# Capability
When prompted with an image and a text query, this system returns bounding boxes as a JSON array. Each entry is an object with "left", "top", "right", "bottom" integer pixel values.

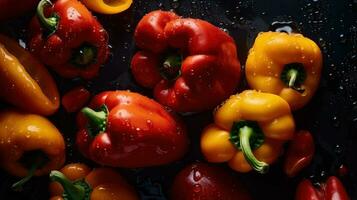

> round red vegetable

[
  {"left": 171, "top": 163, "right": 251, "bottom": 200},
  {"left": 62, "top": 86, "right": 90, "bottom": 113}
]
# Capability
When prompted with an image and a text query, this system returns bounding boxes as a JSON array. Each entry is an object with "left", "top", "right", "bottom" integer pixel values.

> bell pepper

[
  {"left": 49, "top": 163, "right": 139, "bottom": 200},
  {"left": 28, "top": 0, "right": 109, "bottom": 79},
  {"left": 131, "top": 10, "right": 241, "bottom": 113},
  {"left": 81, "top": 0, "right": 132, "bottom": 14},
  {"left": 245, "top": 31, "right": 322, "bottom": 110},
  {"left": 295, "top": 176, "right": 350, "bottom": 200},
  {"left": 76, "top": 90, "right": 189, "bottom": 167},
  {"left": 0, "top": 0, "right": 39, "bottom": 21},
  {"left": 62, "top": 86, "right": 90, "bottom": 113},
  {"left": 284, "top": 130, "right": 315, "bottom": 177},
  {"left": 171, "top": 163, "right": 251, "bottom": 200},
  {"left": 0, "top": 109, "right": 65, "bottom": 190},
  {"left": 0, "top": 34, "right": 60, "bottom": 116},
  {"left": 200, "top": 90, "right": 295, "bottom": 173}
]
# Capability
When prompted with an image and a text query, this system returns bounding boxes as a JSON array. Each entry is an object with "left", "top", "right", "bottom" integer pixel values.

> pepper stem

[
  {"left": 160, "top": 54, "right": 182, "bottom": 80},
  {"left": 12, "top": 150, "right": 49, "bottom": 191},
  {"left": 37, "top": 0, "right": 59, "bottom": 35},
  {"left": 81, "top": 105, "right": 108, "bottom": 137},
  {"left": 281, "top": 63, "right": 306, "bottom": 93},
  {"left": 11, "top": 162, "right": 39, "bottom": 191},
  {"left": 71, "top": 44, "right": 98, "bottom": 68},
  {"left": 239, "top": 126, "right": 269, "bottom": 174},
  {"left": 50, "top": 171, "right": 86, "bottom": 200}
]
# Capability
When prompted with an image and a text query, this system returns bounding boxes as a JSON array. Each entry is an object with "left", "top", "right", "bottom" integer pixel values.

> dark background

[{"left": 0, "top": 0, "right": 356, "bottom": 199}]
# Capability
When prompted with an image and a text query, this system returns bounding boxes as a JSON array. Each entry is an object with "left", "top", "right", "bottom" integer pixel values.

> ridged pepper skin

[
  {"left": 295, "top": 176, "right": 350, "bottom": 200},
  {"left": 0, "top": 109, "right": 65, "bottom": 189},
  {"left": 246, "top": 32, "right": 322, "bottom": 110},
  {"left": 29, "top": 0, "right": 109, "bottom": 79},
  {"left": 76, "top": 91, "right": 189, "bottom": 168},
  {"left": 0, "top": 0, "right": 39, "bottom": 21},
  {"left": 284, "top": 130, "right": 315, "bottom": 177},
  {"left": 0, "top": 34, "right": 60, "bottom": 116},
  {"left": 131, "top": 10, "right": 241, "bottom": 113},
  {"left": 171, "top": 163, "right": 251, "bottom": 200},
  {"left": 201, "top": 90, "right": 295, "bottom": 173},
  {"left": 81, "top": 0, "right": 132, "bottom": 14},
  {"left": 49, "top": 163, "right": 139, "bottom": 200}
]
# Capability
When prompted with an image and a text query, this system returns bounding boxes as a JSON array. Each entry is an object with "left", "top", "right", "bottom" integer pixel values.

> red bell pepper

[
  {"left": 284, "top": 130, "right": 315, "bottom": 177},
  {"left": 0, "top": 0, "right": 39, "bottom": 21},
  {"left": 171, "top": 163, "right": 251, "bottom": 200},
  {"left": 131, "top": 10, "right": 241, "bottom": 113},
  {"left": 295, "top": 176, "right": 350, "bottom": 200},
  {"left": 62, "top": 86, "right": 90, "bottom": 113},
  {"left": 28, "top": 0, "right": 109, "bottom": 79},
  {"left": 76, "top": 90, "right": 189, "bottom": 167}
]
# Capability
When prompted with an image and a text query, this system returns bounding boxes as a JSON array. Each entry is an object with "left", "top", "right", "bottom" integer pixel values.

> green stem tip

[
  {"left": 81, "top": 105, "right": 108, "bottom": 137},
  {"left": 281, "top": 63, "right": 306, "bottom": 93},
  {"left": 37, "top": 0, "right": 59, "bottom": 36},
  {"left": 230, "top": 121, "right": 269, "bottom": 174},
  {"left": 160, "top": 54, "right": 182, "bottom": 80},
  {"left": 50, "top": 171, "right": 91, "bottom": 200}
]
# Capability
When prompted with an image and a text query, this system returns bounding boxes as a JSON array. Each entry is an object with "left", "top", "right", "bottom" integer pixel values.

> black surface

[{"left": 0, "top": 0, "right": 357, "bottom": 199}]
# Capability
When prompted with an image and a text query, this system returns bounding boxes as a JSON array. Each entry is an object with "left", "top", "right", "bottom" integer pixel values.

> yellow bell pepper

[
  {"left": 201, "top": 90, "right": 295, "bottom": 173},
  {"left": 245, "top": 32, "right": 322, "bottom": 110},
  {"left": 81, "top": 0, "right": 132, "bottom": 14}
]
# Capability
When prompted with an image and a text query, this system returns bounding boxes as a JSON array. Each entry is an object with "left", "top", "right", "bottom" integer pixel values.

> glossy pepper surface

[
  {"left": 0, "top": 0, "right": 39, "bottom": 21},
  {"left": 76, "top": 91, "right": 189, "bottom": 168},
  {"left": 0, "top": 34, "right": 60, "bottom": 116},
  {"left": 81, "top": 0, "right": 132, "bottom": 14},
  {"left": 62, "top": 86, "right": 90, "bottom": 113},
  {"left": 201, "top": 90, "right": 295, "bottom": 173},
  {"left": 171, "top": 163, "right": 251, "bottom": 200},
  {"left": 49, "top": 163, "right": 139, "bottom": 200},
  {"left": 295, "top": 176, "right": 350, "bottom": 200},
  {"left": 0, "top": 109, "right": 65, "bottom": 189},
  {"left": 246, "top": 32, "right": 322, "bottom": 110},
  {"left": 284, "top": 130, "right": 315, "bottom": 177},
  {"left": 131, "top": 10, "right": 241, "bottom": 113},
  {"left": 29, "top": 0, "right": 109, "bottom": 79}
]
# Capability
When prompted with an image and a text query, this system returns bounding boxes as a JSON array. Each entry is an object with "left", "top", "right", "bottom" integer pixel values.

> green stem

[
  {"left": 160, "top": 54, "right": 182, "bottom": 80},
  {"left": 239, "top": 126, "right": 269, "bottom": 174},
  {"left": 81, "top": 105, "right": 108, "bottom": 137},
  {"left": 37, "top": 0, "right": 59, "bottom": 35},
  {"left": 287, "top": 69, "right": 298, "bottom": 88},
  {"left": 12, "top": 151, "right": 49, "bottom": 191},
  {"left": 71, "top": 44, "right": 98, "bottom": 68},
  {"left": 50, "top": 171, "right": 86, "bottom": 200},
  {"left": 11, "top": 163, "right": 38, "bottom": 191},
  {"left": 281, "top": 63, "right": 306, "bottom": 93}
]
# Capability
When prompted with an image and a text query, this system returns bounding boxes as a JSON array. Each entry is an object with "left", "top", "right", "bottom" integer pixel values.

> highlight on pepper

[
  {"left": 245, "top": 31, "right": 323, "bottom": 110},
  {"left": 81, "top": 0, "right": 133, "bottom": 14},
  {"left": 49, "top": 163, "right": 139, "bottom": 200},
  {"left": 0, "top": 109, "right": 65, "bottom": 190},
  {"left": 200, "top": 90, "right": 295, "bottom": 173}
]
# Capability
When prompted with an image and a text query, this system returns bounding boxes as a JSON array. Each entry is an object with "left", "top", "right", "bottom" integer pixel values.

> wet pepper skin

[
  {"left": 49, "top": 163, "right": 139, "bottom": 200},
  {"left": 76, "top": 91, "right": 189, "bottom": 168},
  {"left": 171, "top": 163, "right": 251, "bottom": 200},
  {"left": 0, "top": 34, "right": 60, "bottom": 116},
  {"left": 132, "top": 10, "right": 241, "bottom": 113},
  {"left": 201, "top": 90, "right": 295, "bottom": 173},
  {"left": 29, "top": 0, "right": 109, "bottom": 79},
  {"left": 296, "top": 176, "right": 350, "bottom": 200},
  {"left": 0, "top": 109, "right": 65, "bottom": 178},
  {"left": 246, "top": 32, "right": 322, "bottom": 110}
]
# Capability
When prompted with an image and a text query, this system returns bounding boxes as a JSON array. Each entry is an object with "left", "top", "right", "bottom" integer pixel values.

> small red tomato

[
  {"left": 62, "top": 86, "right": 90, "bottom": 113},
  {"left": 171, "top": 163, "right": 251, "bottom": 200}
]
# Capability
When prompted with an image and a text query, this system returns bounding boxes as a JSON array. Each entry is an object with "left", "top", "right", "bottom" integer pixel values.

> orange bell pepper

[
  {"left": 0, "top": 109, "right": 65, "bottom": 190},
  {"left": 81, "top": 0, "right": 132, "bottom": 14},
  {"left": 49, "top": 163, "right": 139, "bottom": 200},
  {"left": 0, "top": 34, "right": 60, "bottom": 116},
  {"left": 201, "top": 90, "right": 295, "bottom": 173},
  {"left": 245, "top": 32, "right": 322, "bottom": 110}
]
